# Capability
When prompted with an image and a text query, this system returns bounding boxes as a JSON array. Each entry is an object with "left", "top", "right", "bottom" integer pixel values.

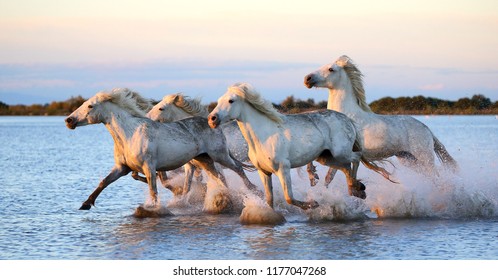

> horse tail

[
  {"left": 240, "top": 161, "right": 257, "bottom": 172},
  {"left": 361, "top": 157, "right": 398, "bottom": 184},
  {"left": 228, "top": 150, "right": 257, "bottom": 172},
  {"left": 433, "top": 135, "right": 459, "bottom": 172}
]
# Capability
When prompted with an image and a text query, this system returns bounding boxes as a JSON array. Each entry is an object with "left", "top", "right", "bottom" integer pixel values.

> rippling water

[{"left": 0, "top": 116, "right": 497, "bottom": 259}]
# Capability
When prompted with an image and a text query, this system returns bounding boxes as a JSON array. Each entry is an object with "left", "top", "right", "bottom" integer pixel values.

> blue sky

[{"left": 1, "top": 0, "right": 497, "bottom": 105}]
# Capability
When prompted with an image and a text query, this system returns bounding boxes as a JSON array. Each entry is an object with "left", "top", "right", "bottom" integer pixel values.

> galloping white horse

[
  {"left": 304, "top": 55, "right": 458, "bottom": 181},
  {"left": 146, "top": 93, "right": 260, "bottom": 194},
  {"left": 208, "top": 83, "right": 390, "bottom": 210},
  {"left": 146, "top": 93, "right": 249, "bottom": 163},
  {"left": 65, "top": 88, "right": 233, "bottom": 212}
]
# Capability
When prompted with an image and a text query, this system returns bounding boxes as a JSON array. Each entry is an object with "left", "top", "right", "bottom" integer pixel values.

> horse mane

[
  {"left": 96, "top": 88, "right": 153, "bottom": 117},
  {"left": 163, "top": 93, "right": 209, "bottom": 117},
  {"left": 337, "top": 55, "right": 373, "bottom": 113},
  {"left": 229, "top": 83, "right": 283, "bottom": 124}
]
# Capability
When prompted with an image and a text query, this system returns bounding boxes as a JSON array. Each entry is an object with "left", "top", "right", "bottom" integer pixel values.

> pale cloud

[
  {"left": 0, "top": 79, "right": 77, "bottom": 90},
  {"left": 418, "top": 83, "right": 445, "bottom": 91}
]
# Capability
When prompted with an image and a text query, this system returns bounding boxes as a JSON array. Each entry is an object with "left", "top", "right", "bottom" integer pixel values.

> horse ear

[
  {"left": 336, "top": 55, "right": 350, "bottom": 67},
  {"left": 172, "top": 94, "right": 179, "bottom": 103},
  {"left": 174, "top": 94, "right": 184, "bottom": 104},
  {"left": 240, "top": 83, "right": 253, "bottom": 93}
]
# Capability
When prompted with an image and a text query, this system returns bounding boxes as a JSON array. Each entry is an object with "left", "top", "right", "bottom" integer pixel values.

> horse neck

[
  {"left": 236, "top": 104, "right": 281, "bottom": 151},
  {"left": 170, "top": 107, "right": 195, "bottom": 121},
  {"left": 103, "top": 104, "right": 143, "bottom": 146},
  {"left": 327, "top": 87, "right": 369, "bottom": 118}
]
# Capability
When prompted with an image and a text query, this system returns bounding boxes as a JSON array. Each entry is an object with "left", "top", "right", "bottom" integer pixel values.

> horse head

[
  {"left": 208, "top": 87, "right": 243, "bottom": 129},
  {"left": 209, "top": 83, "right": 283, "bottom": 128},
  {"left": 65, "top": 88, "right": 149, "bottom": 129},
  {"left": 148, "top": 94, "right": 184, "bottom": 122},
  {"left": 147, "top": 93, "right": 206, "bottom": 122},
  {"left": 65, "top": 93, "right": 109, "bottom": 129},
  {"left": 304, "top": 55, "right": 352, "bottom": 90}
]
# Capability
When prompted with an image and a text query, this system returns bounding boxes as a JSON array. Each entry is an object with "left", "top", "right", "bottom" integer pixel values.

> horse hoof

[
  {"left": 299, "top": 200, "right": 319, "bottom": 210},
  {"left": 352, "top": 190, "right": 367, "bottom": 200},
  {"left": 310, "top": 178, "right": 318, "bottom": 187},
  {"left": 79, "top": 204, "right": 91, "bottom": 210},
  {"left": 309, "top": 200, "right": 320, "bottom": 209},
  {"left": 348, "top": 181, "right": 367, "bottom": 199}
]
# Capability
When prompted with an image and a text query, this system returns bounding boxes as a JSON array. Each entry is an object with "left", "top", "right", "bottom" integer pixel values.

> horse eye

[
  {"left": 158, "top": 108, "right": 164, "bottom": 111},
  {"left": 88, "top": 105, "right": 93, "bottom": 109},
  {"left": 228, "top": 99, "right": 234, "bottom": 104},
  {"left": 328, "top": 67, "right": 334, "bottom": 72}
]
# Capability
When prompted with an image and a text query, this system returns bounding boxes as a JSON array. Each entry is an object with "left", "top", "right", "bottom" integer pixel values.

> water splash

[{"left": 157, "top": 154, "right": 497, "bottom": 222}]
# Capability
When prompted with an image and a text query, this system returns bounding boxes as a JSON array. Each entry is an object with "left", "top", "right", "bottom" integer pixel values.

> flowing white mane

[
  {"left": 229, "top": 83, "right": 283, "bottom": 124},
  {"left": 336, "top": 55, "right": 372, "bottom": 113},
  {"left": 95, "top": 88, "right": 153, "bottom": 117},
  {"left": 163, "top": 93, "right": 209, "bottom": 117}
]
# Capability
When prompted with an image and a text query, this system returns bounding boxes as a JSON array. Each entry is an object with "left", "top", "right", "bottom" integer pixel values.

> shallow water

[{"left": 0, "top": 115, "right": 497, "bottom": 259}]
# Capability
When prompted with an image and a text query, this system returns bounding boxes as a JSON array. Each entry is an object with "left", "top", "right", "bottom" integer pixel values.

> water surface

[{"left": 0, "top": 116, "right": 497, "bottom": 259}]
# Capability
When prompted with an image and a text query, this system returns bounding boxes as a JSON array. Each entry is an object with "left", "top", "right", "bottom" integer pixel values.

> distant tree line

[
  {"left": 0, "top": 96, "right": 86, "bottom": 116},
  {"left": 369, "top": 94, "right": 498, "bottom": 115},
  {"left": 1, "top": 94, "right": 498, "bottom": 116}
]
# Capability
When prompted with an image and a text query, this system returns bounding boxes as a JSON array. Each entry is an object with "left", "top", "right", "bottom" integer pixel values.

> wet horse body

[
  {"left": 305, "top": 55, "right": 458, "bottom": 179},
  {"left": 65, "top": 89, "right": 231, "bottom": 211},
  {"left": 208, "top": 83, "right": 390, "bottom": 210}
]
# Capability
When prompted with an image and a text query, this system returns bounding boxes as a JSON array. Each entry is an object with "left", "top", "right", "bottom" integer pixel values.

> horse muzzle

[
  {"left": 208, "top": 114, "right": 220, "bottom": 129},
  {"left": 304, "top": 74, "right": 315, "bottom": 88},
  {"left": 65, "top": 116, "right": 77, "bottom": 129}
]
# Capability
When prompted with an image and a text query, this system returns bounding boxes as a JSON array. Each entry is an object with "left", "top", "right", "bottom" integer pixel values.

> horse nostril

[
  {"left": 306, "top": 75, "right": 312, "bottom": 82},
  {"left": 65, "top": 117, "right": 73, "bottom": 124},
  {"left": 210, "top": 115, "right": 217, "bottom": 122}
]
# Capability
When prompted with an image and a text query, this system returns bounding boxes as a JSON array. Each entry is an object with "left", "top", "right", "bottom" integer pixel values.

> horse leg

[
  {"left": 339, "top": 166, "right": 366, "bottom": 199},
  {"left": 210, "top": 152, "right": 260, "bottom": 195},
  {"left": 157, "top": 170, "right": 183, "bottom": 196},
  {"left": 131, "top": 171, "right": 148, "bottom": 183},
  {"left": 143, "top": 164, "right": 159, "bottom": 207},
  {"left": 324, "top": 168, "right": 338, "bottom": 187},
  {"left": 306, "top": 162, "right": 320, "bottom": 186},
  {"left": 275, "top": 165, "right": 319, "bottom": 210},
  {"left": 193, "top": 156, "right": 232, "bottom": 214},
  {"left": 193, "top": 165, "right": 203, "bottom": 181},
  {"left": 182, "top": 163, "right": 195, "bottom": 195},
  {"left": 257, "top": 170, "right": 274, "bottom": 208},
  {"left": 192, "top": 156, "right": 228, "bottom": 188},
  {"left": 326, "top": 147, "right": 366, "bottom": 198},
  {"left": 80, "top": 165, "right": 130, "bottom": 210}
]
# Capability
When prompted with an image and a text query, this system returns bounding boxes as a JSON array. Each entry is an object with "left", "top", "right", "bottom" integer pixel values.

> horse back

[
  {"left": 281, "top": 110, "right": 357, "bottom": 164},
  {"left": 286, "top": 110, "right": 356, "bottom": 139},
  {"left": 175, "top": 116, "right": 228, "bottom": 153}
]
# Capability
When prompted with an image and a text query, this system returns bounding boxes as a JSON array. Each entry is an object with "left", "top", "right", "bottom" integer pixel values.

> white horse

[
  {"left": 65, "top": 88, "right": 233, "bottom": 213},
  {"left": 146, "top": 93, "right": 250, "bottom": 163},
  {"left": 146, "top": 93, "right": 260, "bottom": 194},
  {"left": 304, "top": 55, "right": 458, "bottom": 182},
  {"left": 208, "top": 83, "right": 390, "bottom": 210}
]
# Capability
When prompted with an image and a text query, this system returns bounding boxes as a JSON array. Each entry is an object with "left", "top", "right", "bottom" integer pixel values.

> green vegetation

[
  {"left": 0, "top": 96, "right": 86, "bottom": 116},
  {"left": 1, "top": 94, "right": 498, "bottom": 116},
  {"left": 271, "top": 94, "right": 498, "bottom": 115},
  {"left": 369, "top": 94, "right": 498, "bottom": 115}
]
